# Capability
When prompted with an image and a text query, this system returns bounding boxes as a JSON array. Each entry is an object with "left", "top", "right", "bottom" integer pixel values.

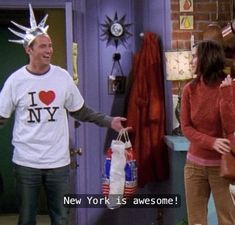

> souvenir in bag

[{"left": 102, "top": 130, "right": 137, "bottom": 209}]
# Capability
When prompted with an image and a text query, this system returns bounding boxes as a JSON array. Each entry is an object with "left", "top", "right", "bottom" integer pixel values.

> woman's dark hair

[{"left": 194, "top": 40, "right": 225, "bottom": 85}]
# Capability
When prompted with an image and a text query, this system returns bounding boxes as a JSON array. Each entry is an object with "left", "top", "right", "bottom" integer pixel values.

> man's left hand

[{"left": 111, "top": 117, "right": 132, "bottom": 132}]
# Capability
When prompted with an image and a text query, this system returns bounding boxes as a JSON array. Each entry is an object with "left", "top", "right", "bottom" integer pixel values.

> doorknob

[
  {"left": 70, "top": 147, "right": 82, "bottom": 156},
  {"left": 70, "top": 161, "right": 79, "bottom": 169},
  {"left": 70, "top": 148, "right": 82, "bottom": 169}
]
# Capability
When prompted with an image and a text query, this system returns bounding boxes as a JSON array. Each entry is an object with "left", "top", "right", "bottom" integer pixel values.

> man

[{"left": 0, "top": 4, "right": 127, "bottom": 225}]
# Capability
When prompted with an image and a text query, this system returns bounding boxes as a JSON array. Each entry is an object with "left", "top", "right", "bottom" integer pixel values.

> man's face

[{"left": 27, "top": 34, "right": 53, "bottom": 67}]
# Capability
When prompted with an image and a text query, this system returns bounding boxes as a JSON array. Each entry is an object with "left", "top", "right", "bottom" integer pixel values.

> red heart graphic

[{"left": 39, "top": 90, "right": 55, "bottom": 105}]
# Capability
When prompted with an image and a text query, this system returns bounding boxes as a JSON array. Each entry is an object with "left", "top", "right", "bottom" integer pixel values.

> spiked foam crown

[{"left": 8, "top": 4, "right": 49, "bottom": 47}]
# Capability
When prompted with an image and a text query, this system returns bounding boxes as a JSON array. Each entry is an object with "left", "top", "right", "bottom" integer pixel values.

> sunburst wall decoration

[{"left": 100, "top": 12, "right": 132, "bottom": 48}]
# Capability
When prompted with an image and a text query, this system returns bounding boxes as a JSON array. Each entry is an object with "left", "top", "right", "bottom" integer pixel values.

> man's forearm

[{"left": 69, "top": 104, "right": 113, "bottom": 128}]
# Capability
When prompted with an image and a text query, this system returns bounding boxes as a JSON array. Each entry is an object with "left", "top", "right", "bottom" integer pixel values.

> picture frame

[
  {"left": 108, "top": 75, "right": 126, "bottom": 95},
  {"left": 179, "top": 0, "right": 193, "bottom": 12},
  {"left": 179, "top": 15, "right": 194, "bottom": 30}
]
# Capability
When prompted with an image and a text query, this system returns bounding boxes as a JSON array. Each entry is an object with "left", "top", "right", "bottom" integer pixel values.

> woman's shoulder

[{"left": 182, "top": 79, "right": 196, "bottom": 92}]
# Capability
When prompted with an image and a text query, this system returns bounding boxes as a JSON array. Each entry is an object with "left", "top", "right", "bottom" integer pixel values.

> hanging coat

[{"left": 126, "top": 32, "right": 169, "bottom": 187}]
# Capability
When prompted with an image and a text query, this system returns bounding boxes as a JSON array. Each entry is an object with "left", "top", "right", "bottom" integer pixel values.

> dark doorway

[
  {"left": 0, "top": 10, "right": 28, "bottom": 213},
  {"left": 0, "top": 7, "right": 66, "bottom": 214}
]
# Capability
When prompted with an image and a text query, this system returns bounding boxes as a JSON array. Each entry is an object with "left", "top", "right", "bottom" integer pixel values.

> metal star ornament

[{"left": 100, "top": 12, "right": 132, "bottom": 48}]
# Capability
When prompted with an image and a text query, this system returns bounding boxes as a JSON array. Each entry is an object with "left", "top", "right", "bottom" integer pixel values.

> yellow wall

[{"left": 45, "top": 9, "right": 66, "bottom": 69}]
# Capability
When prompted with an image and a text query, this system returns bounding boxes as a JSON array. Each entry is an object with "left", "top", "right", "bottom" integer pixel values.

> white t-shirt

[{"left": 0, "top": 65, "right": 84, "bottom": 168}]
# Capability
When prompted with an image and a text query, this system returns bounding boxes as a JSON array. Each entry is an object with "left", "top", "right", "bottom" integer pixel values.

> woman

[{"left": 180, "top": 40, "right": 235, "bottom": 225}]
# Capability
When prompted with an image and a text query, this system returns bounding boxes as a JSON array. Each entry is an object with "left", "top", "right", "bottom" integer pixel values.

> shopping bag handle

[{"left": 116, "top": 129, "right": 124, "bottom": 141}]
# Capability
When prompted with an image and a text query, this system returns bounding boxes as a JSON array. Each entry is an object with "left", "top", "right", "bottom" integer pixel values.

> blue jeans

[{"left": 14, "top": 164, "right": 70, "bottom": 225}]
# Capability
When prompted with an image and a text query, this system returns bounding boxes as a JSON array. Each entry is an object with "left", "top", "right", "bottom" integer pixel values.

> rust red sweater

[{"left": 180, "top": 79, "right": 235, "bottom": 166}]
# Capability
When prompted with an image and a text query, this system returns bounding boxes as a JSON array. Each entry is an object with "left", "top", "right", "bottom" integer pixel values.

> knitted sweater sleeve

[{"left": 180, "top": 84, "right": 215, "bottom": 150}]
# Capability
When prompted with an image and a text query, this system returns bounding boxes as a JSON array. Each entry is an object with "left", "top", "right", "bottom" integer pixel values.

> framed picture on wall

[
  {"left": 180, "top": 15, "right": 194, "bottom": 30},
  {"left": 179, "top": 0, "right": 193, "bottom": 12},
  {"left": 108, "top": 75, "right": 126, "bottom": 95}
]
